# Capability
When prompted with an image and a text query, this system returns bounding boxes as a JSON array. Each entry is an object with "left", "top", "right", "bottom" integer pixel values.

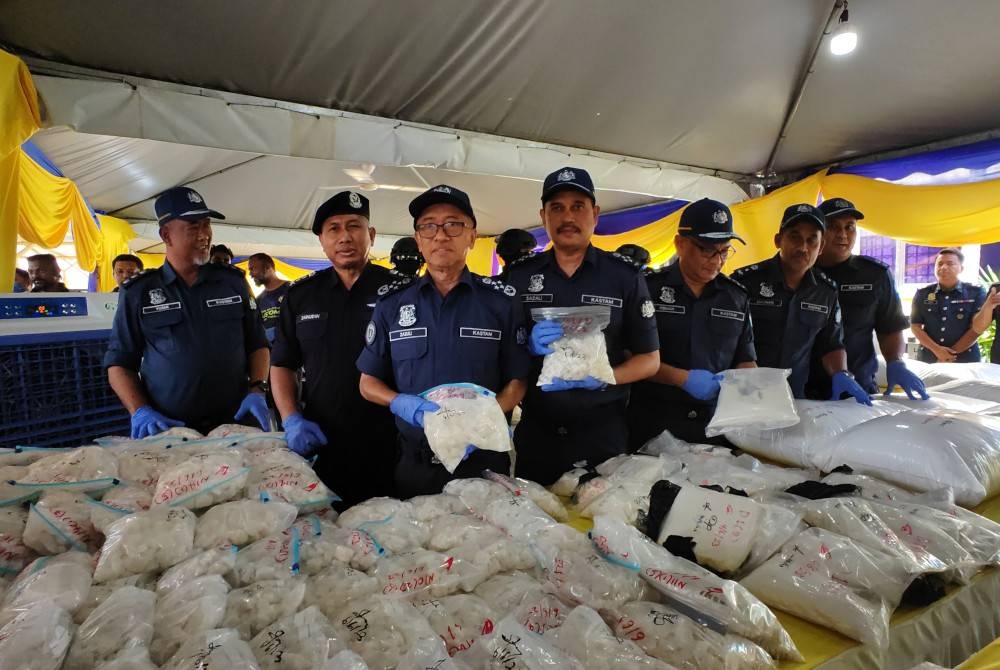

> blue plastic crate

[{"left": 0, "top": 336, "right": 130, "bottom": 448}]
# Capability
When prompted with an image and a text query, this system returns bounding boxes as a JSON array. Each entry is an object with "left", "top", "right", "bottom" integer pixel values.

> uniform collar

[
  {"left": 417, "top": 266, "right": 474, "bottom": 292},
  {"left": 663, "top": 261, "right": 722, "bottom": 296},
  {"left": 541, "top": 244, "right": 599, "bottom": 268},
  {"left": 935, "top": 281, "right": 963, "bottom": 294},
  {"left": 161, "top": 261, "right": 222, "bottom": 287},
  {"left": 328, "top": 261, "right": 376, "bottom": 288}
]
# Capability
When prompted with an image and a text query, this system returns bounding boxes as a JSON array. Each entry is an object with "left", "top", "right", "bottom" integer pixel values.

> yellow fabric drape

[
  {"left": 95, "top": 214, "right": 136, "bottom": 291},
  {"left": 0, "top": 51, "right": 41, "bottom": 291},
  {"left": 819, "top": 172, "right": 1000, "bottom": 245}
]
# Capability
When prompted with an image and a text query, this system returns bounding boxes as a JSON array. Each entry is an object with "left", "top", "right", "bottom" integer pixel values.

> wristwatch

[{"left": 249, "top": 379, "right": 269, "bottom": 393}]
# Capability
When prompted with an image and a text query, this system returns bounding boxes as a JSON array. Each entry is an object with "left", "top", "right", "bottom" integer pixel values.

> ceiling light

[{"left": 830, "top": 2, "right": 858, "bottom": 55}]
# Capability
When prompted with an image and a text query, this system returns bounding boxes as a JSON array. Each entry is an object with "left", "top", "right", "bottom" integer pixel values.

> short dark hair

[
  {"left": 15, "top": 268, "right": 28, "bottom": 279},
  {"left": 27, "top": 253, "right": 58, "bottom": 266},
  {"left": 938, "top": 247, "right": 964, "bottom": 264},
  {"left": 112, "top": 254, "right": 143, "bottom": 271},
  {"left": 210, "top": 244, "right": 234, "bottom": 258},
  {"left": 247, "top": 253, "right": 275, "bottom": 268}
]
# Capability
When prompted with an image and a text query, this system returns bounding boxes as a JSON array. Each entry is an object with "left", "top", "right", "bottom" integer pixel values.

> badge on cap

[
  {"left": 349, "top": 192, "right": 362, "bottom": 209},
  {"left": 640, "top": 299, "right": 655, "bottom": 319},
  {"left": 796, "top": 204, "right": 811, "bottom": 213},
  {"left": 149, "top": 288, "right": 166, "bottom": 305},
  {"left": 660, "top": 286, "right": 676, "bottom": 304},
  {"left": 398, "top": 304, "right": 417, "bottom": 327},
  {"left": 432, "top": 185, "right": 452, "bottom": 194},
  {"left": 712, "top": 210, "right": 729, "bottom": 224},
  {"left": 528, "top": 274, "right": 545, "bottom": 293},
  {"left": 835, "top": 199, "right": 849, "bottom": 208},
  {"left": 365, "top": 321, "right": 376, "bottom": 345},
  {"left": 760, "top": 283, "right": 775, "bottom": 298},
  {"left": 187, "top": 191, "right": 203, "bottom": 203},
  {"left": 557, "top": 169, "right": 576, "bottom": 182}
]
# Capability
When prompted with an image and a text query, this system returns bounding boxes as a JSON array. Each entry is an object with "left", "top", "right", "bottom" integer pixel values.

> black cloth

[
  {"left": 731, "top": 254, "right": 844, "bottom": 399},
  {"left": 271, "top": 263, "right": 398, "bottom": 505},
  {"left": 808, "top": 255, "right": 909, "bottom": 396},
  {"left": 104, "top": 262, "right": 268, "bottom": 433},
  {"left": 911, "top": 282, "right": 986, "bottom": 363},
  {"left": 394, "top": 443, "right": 511, "bottom": 499},
  {"left": 628, "top": 262, "right": 755, "bottom": 450}
]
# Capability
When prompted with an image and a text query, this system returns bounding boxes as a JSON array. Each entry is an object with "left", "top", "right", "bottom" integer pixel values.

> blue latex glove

[
  {"left": 540, "top": 376, "right": 608, "bottom": 392},
  {"left": 529, "top": 320, "right": 564, "bottom": 356},
  {"left": 130, "top": 406, "right": 185, "bottom": 439},
  {"left": 389, "top": 394, "right": 441, "bottom": 428},
  {"left": 462, "top": 445, "right": 476, "bottom": 462},
  {"left": 235, "top": 391, "right": 271, "bottom": 430},
  {"left": 682, "top": 369, "right": 724, "bottom": 401},
  {"left": 831, "top": 371, "right": 873, "bottom": 406},
  {"left": 884, "top": 360, "right": 930, "bottom": 400},
  {"left": 282, "top": 412, "right": 328, "bottom": 456}
]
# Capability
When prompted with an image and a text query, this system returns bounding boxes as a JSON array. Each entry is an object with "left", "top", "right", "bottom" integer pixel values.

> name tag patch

[
  {"left": 460, "top": 327, "right": 501, "bottom": 340},
  {"left": 297, "top": 313, "right": 323, "bottom": 322},
  {"left": 841, "top": 284, "right": 872, "bottom": 292},
  {"left": 655, "top": 305, "right": 687, "bottom": 314},
  {"left": 522, "top": 294, "right": 553, "bottom": 303},
  {"left": 800, "top": 301, "right": 830, "bottom": 314},
  {"left": 581, "top": 294, "right": 623, "bottom": 308},
  {"left": 142, "top": 302, "right": 181, "bottom": 315},
  {"left": 711, "top": 308, "right": 745, "bottom": 321},
  {"left": 206, "top": 295, "right": 242, "bottom": 308},
  {"left": 389, "top": 327, "right": 428, "bottom": 342},
  {"left": 750, "top": 299, "right": 783, "bottom": 308}
]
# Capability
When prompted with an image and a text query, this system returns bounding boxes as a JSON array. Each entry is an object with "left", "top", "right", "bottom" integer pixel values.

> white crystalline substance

[
  {"left": 23, "top": 491, "right": 100, "bottom": 554},
  {"left": 395, "top": 636, "right": 465, "bottom": 670},
  {"left": 538, "top": 546, "right": 651, "bottom": 611},
  {"left": 0, "top": 506, "right": 27, "bottom": 538},
  {"left": 442, "top": 479, "right": 512, "bottom": 516},
  {"left": 422, "top": 388, "right": 512, "bottom": 473},
  {"left": 405, "top": 494, "right": 468, "bottom": 523},
  {"left": 333, "top": 598, "right": 438, "bottom": 670},
  {"left": 0, "top": 532, "right": 34, "bottom": 578},
  {"left": 93, "top": 507, "right": 196, "bottom": 583},
  {"left": 473, "top": 572, "right": 543, "bottom": 614},
  {"left": 485, "top": 472, "right": 569, "bottom": 521},
  {"left": 231, "top": 531, "right": 301, "bottom": 586},
  {"left": 208, "top": 424, "right": 263, "bottom": 438},
  {"left": 428, "top": 514, "right": 504, "bottom": 552},
  {"left": 153, "top": 427, "right": 204, "bottom": 440},
  {"left": 100, "top": 485, "right": 153, "bottom": 512},
  {"left": 304, "top": 564, "right": 380, "bottom": 620},
  {"left": 246, "top": 462, "right": 338, "bottom": 512},
  {"left": 462, "top": 614, "right": 586, "bottom": 669},
  {"left": 63, "top": 586, "right": 156, "bottom": 670},
  {"left": 115, "top": 445, "right": 174, "bottom": 491},
  {"left": 149, "top": 575, "right": 230, "bottom": 664},
  {"left": 222, "top": 578, "right": 306, "bottom": 639},
  {"left": 157, "top": 546, "right": 237, "bottom": 595},
  {"left": 705, "top": 368, "right": 799, "bottom": 437},
  {"left": 0, "top": 552, "right": 93, "bottom": 623},
  {"left": 509, "top": 586, "right": 570, "bottom": 635},
  {"left": 451, "top": 535, "right": 538, "bottom": 580},
  {"left": 250, "top": 605, "right": 346, "bottom": 670},
  {"left": 551, "top": 467, "right": 592, "bottom": 497},
  {"left": 160, "top": 628, "right": 261, "bottom": 670},
  {"left": 151, "top": 450, "right": 248, "bottom": 509},
  {"left": 372, "top": 550, "right": 472, "bottom": 599},
  {"left": 612, "top": 601, "right": 775, "bottom": 670},
  {"left": 20, "top": 446, "right": 119, "bottom": 488},
  {"left": 93, "top": 648, "right": 159, "bottom": 670},
  {"left": 548, "top": 605, "right": 674, "bottom": 669},
  {"left": 0, "top": 602, "right": 74, "bottom": 670},
  {"left": 73, "top": 573, "right": 156, "bottom": 624},
  {"left": 325, "top": 649, "right": 370, "bottom": 670},
  {"left": 194, "top": 500, "right": 297, "bottom": 549},
  {"left": 537, "top": 330, "right": 615, "bottom": 386},
  {"left": 411, "top": 594, "right": 499, "bottom": 657},
  {"left": 89, "top": 497, "right": 144, "bottom": 535},
  {"left": 338, "top": 498, "right": 407, "bottom": 529}
]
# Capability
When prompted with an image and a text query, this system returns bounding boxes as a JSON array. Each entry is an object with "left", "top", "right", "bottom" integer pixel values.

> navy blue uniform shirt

[
  {"left": 911, "top": 281, "right": 986, "bottom": 363},
  {"left": 104, "top": 261, "right": 268, "bottom": 431},
  {"left": 731, "top": 254, "right": 844, "bottom": 399},
  {"left": 356, "top": 268, "right": 532, "bottom": 449},
  {"left": 628, "top": 262, "right": 755, "bottom": 446},
  {"left": 808, "top": 255, "right": 909, "bottom": 395}
]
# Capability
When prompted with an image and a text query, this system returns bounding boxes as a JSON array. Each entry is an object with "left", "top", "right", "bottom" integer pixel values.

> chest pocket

[
  {"left": 458, "top": 326, "right": 502, "bottom": 376},
  {"left": 390, "top": 331, "right": 428, "bottom": 393},
  {"left": 208, "top": 302, "right": 244, "bottom": 345},
  {"left": 295, "top": 313, "right": 328, "bottom": 340},
  {"left": 142, "top": 308, "right": 183, "bottom": 354},
  {"left": 797, "top": 302, "right": 829, "bottom": 334}
]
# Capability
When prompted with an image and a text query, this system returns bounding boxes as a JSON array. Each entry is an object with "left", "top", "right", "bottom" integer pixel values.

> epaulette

[
  {"left": 286, "top": 269, "right": 323, "bottom": 290},
  {"left": 119, "top": 268, "right": 159, "bottom": 290},
  {"left": 507, "top": 251, "right": 540, "bottom": 269},
  {"left": 376, "top": 275, "right": 415, "bottom": 298},
  {"left": 719, "top": 272, "right": 750, "bottom": 295},
  {"left": 477, "top": 274, "right": 518, "bottom": 297},
  {"left": 609, "top": 251, "right": 644, "bottom": 271},
  {"left": 854, "top": 254, "right": 891, "bottom": 271},
  {"left": 214, "top": 262, "right": 246, "bottom": 276},
  {"left": 729, "top": 263, "right": 757, "bottom": 279},
  {"left": 813, "top": 267, "right": 838, "bottom": 289}
]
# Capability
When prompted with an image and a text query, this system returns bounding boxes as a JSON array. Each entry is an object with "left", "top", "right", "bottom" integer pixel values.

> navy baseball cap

[
  {"left": 780, "top": 203, "right": 826, "bottom": 232},
  {"left": 541, "top": 166, "right": 596, "bottom": 203},
  {"left": 408, "top": 185, "right": 477, "bottom": 225},
  {"left": 312, "top": 191, "right": 370, "bottom": 234},
  {"left": 677, "top": 198, "right": 745, "bottom": 244},
  {"left": 819, "top": 197, "right": 865, "bottom": 221},
  {"left": 154, "top": 187, "right": 224, "bottom": 225}
]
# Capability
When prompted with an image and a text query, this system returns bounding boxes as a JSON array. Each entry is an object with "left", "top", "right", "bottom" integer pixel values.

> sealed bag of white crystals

[
  {"left": 420, "top": 384, "right": 512, "bottom": 473},
  {"left": 705, "top": 367, "right": 799, "bottom": 437},
  {"left": 194, "top": 499, "right": 297, "bottom": 549},
  {"left": 250, "top": 605, "right": 346, "bottom": 669},
  {"left": 63, "top": 586, "right": 156, "bottom": 670},
  {"left": 151, "top": 449, "right": 248, "bottom": 509},
  {"left": 532, "top": 306, "right": 615, "bottom": 386},
  {"left": 93, "top": 507, "right": 196, "bottom": 583}
]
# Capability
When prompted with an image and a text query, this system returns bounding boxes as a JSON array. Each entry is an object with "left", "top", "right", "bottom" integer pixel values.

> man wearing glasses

[
  {"left": 626, "top": 199, "right": 757, "bottom": 448},
  {"left": 358, "top": 185, "right": 531, "bottom": 497},
  {"left": 270, "top": 191, "right": 399, "bottom": 507},
  {"left": 732, "top": 204, "right": 871, "bottom": 404},
  {"left": 505, "top": 167, "right": 660, "bottom": 485}
]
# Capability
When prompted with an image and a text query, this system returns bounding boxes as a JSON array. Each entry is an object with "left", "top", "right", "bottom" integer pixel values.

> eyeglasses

[
  {"left": 414, "top": 221, "right": 472, "bottom": 239},
  {"left": 690, "top": 240, "right": 736, "bottom": 261}
]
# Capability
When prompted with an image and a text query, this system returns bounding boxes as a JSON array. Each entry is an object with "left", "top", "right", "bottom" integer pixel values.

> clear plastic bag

[
  {"left": 157, "top": 545, "right": 237, "bottom": 595},
  {"left": 195, "top": 499, "right": 297, "bottom": 549},
  {"left": 63, "top": 586, "right": 156, "bottom": 670},
  {"left": 93, "top": 648, "right": 159, "bottom": 670},
  {"left": 0, "top": 552, "right": 93, "bottom": 624},
  {"left": 612, "top": 601, "right": 775, "bottom": 670},
  {"left": 396, "top": 635, "right": 467, "bottom": 669},
  {"left": 150, "top": 575, "right": 230, "bottom": 664},
  {"left": 548, "top": 605, "right": 674, "bottom": 669},
  {"left": 483, "top": 470, "right": 568, "bottom": 521},
  {"left": 405, "top": 494, "right": 469, "bottom": 523},
  {"left": 0, "top": 466, "right": 33, "bottom": 507},
  {"left": 160, "top": 628, "right": 261, "bottom": 670},
  {"left": 531, "top": 306, "right": 616, "bottom": 386},
  {"left": 93, "top": 507, "right": 196, "bottom": 583},
  {"left": 591, "top": 515, "right": 800, "bottom": 662},
  {"left": 304, "top": 563, "right": 380, "bottom": 620},
  {"left": 510, "top": 586, "right": 570, "bottom": 635},
  {"left": 740, "top": 527, "right": 910, "bottom": 649},
  {"left": 208, "top": 424, "right": 263, "bottom": 438},
  {"left": 0, "top": 532, "right": 35, "bottom": 578},
  {"left": 332, "top": 597, "right": 439, "bottom": 670},
  {"left": 373, "top": 550, "right": 476, "bottom": 599},
  {"left": 450, "top": 534, "right": 537, "bottom": 581},
  {"left": 705, "top": 368, "right": 799, "bottom": 437},
  {"left": 351, "top": 514, "right": 430, "bottom": 556},
  {"left": 0, "top": 601, "right": 75, "bottom": 670},
  {"left": 151, "top": 450, "right": 249, "bottom": 509},
  {"left": 89, "top": 497, "right": 142, "bottom": 535},
  {"left": 460, "top": 614, "right": 586, "bottom": 669},
  {"left": 231, "top": 529, "right": 303, "bottom": 585},
  {"left": 442, "top": 479, "right": 513, "bottom": 518},
  {"left": 535, "top": 542, "right": 652, "bottom": 611},
  {"left": 428, "top": 514, "right": 505, "bottom": 552},
  {"left": 325, "top": 649, "right": 370, "bottom": 670},
  {"left": 222, "top": 578, "right": 306, "bottom": 639},
  {"left": 250, "top": 605, "right": 346, "bottom": 669},
  {"left": 17, "top": 446, "right": 120, "bottom": 492},
  {"left": 23, "top": 491, "right": 100, "bottom": 554},
  {"left": 338, "top": 497, "right": 408, "bottom": 529},
  {"left": 421, "top": 384, "right": 513, "bottom": 473},
  {"left": 473, "top": 572, "right": 544, "bottom": 615},
  {"left": 73, "top": 573, "right": 156, "bottom": 624},
  {"left": 245, "top": 462, "right": 339, "bottom": 512},
  {"left": 412, "top": 593, "right": 499, "bottom": 657},
  {"left": 0, "top": 446, "right": 74, "bottom": 468},
  {"left": 0, "top": 507, "right": 26, "bottom": 541},
  {"left": 115, "top": 443, "right": 175, "bottom": 491}
]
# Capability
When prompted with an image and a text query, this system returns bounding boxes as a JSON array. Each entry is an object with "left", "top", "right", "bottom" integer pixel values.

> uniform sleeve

[
  {"left": 910, "top": 289, "right": 926, "bottom": 325},
  {"left": 270, "top": 289, "right": 301, "bottom": 370},
  {"left": 355, "top": 299, "right": 393, "bottom": 381},
  {"left": 731, "top": 297, "right": 757, "bottom": 365},
  {"left": 873, "top": 269, "right": 910, "bottom": 334},
  {"left": 814, "top": 295, "right": 846, "bottom": 356},
  {"left": 499, "top": 297, "right": 532, "bottom": 384},
  {"left": 623, "top": 272, "right": 660, "bottom": 354},
  {"left": 103, "top": 288, "right": 143, "bottom": 371},
  {"left": 241, "top": 282, "right": 269, "bottom": 354}
]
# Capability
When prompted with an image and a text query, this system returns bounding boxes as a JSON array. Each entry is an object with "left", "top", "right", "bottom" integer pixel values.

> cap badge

[
  {"left": 835, "top": 199, "right": 849, "bottom": 208},
  {"left": 640, "top": 299, "right": 655, "bottom": 319},
  {"left": 398, "top": 304, "right": 417, "bottom": 327},
  {"left": 712, "top": 210, "right": 729, "bottom": 225},
  {"left": 760, "top": 282, "right": 775, "bottom": 298},
  {"left": 349, "top": 192, "right": 362, "bottom": 209},
  {"left": 149, "top": 288, "right": 166, "bottom": 305},
  {"left": 796, "top": 204, "right": 811, "bottom": 213},
  {"left": 432, "top": 186, "right": 452, "bottom": 194},
  {"left": 660, "top": 286, "right": 676, "bottom": 304},
  {"left": 528, "top": 274, "right": 545, "bottom": 293},
  {"left": 186, "top": 191, "right": 203, "bottom": 204},
  {"left": 557, "top": 169, "right": 576, "bottom": 182}
]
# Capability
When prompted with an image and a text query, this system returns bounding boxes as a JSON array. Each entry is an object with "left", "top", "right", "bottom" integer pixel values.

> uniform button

[
  {"left": 687, "top": 410, "right": 698, "bottom": 419},
  {"left": 556, "top": 427, "right": 568, "bottom": 437},
  {"left": 942, "top": 317, "right": 947, "bottom": 321},
  {"left": 941, "top": 327, "right": 946, "bottom": 331},
  {"left": 943, "top": 306, "right": 948, "bottom": 310}
]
